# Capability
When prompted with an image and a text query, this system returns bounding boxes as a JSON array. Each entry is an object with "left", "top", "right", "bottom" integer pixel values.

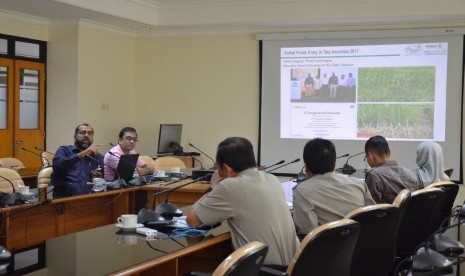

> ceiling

[{"left": 1, "top": 0, "right": 465, "bottom": 35}]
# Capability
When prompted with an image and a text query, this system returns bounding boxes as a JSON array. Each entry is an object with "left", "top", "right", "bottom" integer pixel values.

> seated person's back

[
  {"left": 364, "top": 135, "right": 418, "bottom": 203},
  {"left": 186, "top": 137, "right": 299, "bottom": 266},
  {"left": 293, "top": 138, "right": 375, "bottom": 236}
]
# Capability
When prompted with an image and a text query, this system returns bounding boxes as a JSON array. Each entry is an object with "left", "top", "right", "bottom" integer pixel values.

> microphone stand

[
  {"left": 266, "top": 158, "right": 300, "bottom": 173},
  {"left": 33, "top": 147, "right": 55, "bottom": 156},
  {"left": 192, "top": 157, "right": 204, "bottom": 169},
  {"left": 137, "top": 177, "right": 189, "bottom": 224},
  {"left": 22, "top": 147, "right": 49, "bottom": 167},
  {"left": 188, "top": 143, "right": 216, "bottom": 169},
  {"left": 0, "top": 175, "right": 24, "bottom": 206},
  {"left": 260, "top": 160, "right": 285, "bottom": 171},
  {"left": 336, "top": 153, "right": 350, "bottom": 159},
  {"left": 85, "top": 154, "right": 127, "bottom": 190},
  {"left": 412, "top": 208, "right": 464, "bottom": 272},
  {"left": 340, "top": 152, "right": 365, "bottom": 175},
  {"left": 155, "top": 173, "right": 213, "bottom": 220}
]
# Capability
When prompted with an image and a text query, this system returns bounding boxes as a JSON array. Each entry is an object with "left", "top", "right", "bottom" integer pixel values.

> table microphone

[
  {"left": 188, "top": 143, "right": 216, "bottom": 169},
  {"left": 260, "top": 160, "right": 285, "bottom": 171},
  {"left": 337, "top": 153, "right": 350, "bottom": 159},
  {"left": 155, "top": 173, "right": 213, "bottom": 220},
  {"left": 0, "top": 175, "right": 25, "bottom": 206},
  {"left": 33, "top": 147, "right": 55, "bottom": 156},
  {"left": 266, "top": 158, "right": 300, "bottom": 173},
  {"left": 84, "top": 154, "right": 126, "bottom": 190},
  {"left": 193, "top": 157, "right": 204, "bottom": 169},
  {"left": 22, "top": 147, "right": 50, "bottom": 167},
  {"left": 137, "top": 177, "right": 189, "bottom": 224},
  {"left": 340, "top": 152, "right": 364, "bottom": 175},
  {"left": 107, "top": 149, "right": 144, "bottom": 186}
]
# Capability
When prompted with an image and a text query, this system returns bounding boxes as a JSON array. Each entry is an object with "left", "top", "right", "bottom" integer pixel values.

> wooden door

[
  {"left": 0, "top": 58, "right": 14, "bottom": 157},
  {"left": 13, "top": 60, "right": 45, "bottom": 168}
]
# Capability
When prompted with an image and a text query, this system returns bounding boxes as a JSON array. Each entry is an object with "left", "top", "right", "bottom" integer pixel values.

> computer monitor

[{"left": 157, "top": 124, "right": 183, "bottom": 155}]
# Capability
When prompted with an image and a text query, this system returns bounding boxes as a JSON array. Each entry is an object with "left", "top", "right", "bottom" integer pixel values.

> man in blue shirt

[{"left": 50, "top": 123, "right": 104, "bottom": 198}]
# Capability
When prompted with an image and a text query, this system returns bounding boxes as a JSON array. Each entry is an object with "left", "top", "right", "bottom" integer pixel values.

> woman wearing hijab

[{"left": 412, "top": 141, "right": 450, "bottom": 188}]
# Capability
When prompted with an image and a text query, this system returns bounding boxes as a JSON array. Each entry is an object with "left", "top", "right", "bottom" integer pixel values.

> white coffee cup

[
  {"left": 156, "top": 170, "right": 166, "bottom": 177},
  {"left": 17, "top": 186, "right": 30, "bottom": 195},
  {"left": 93, "top": 177, "right": 105, "bottom": 184},
  {"left": 117, "top": 234, "right": 137, "bottom": 245},
  {"left": 117, "top": 214, "right": 138, "bottom": 228},
  {"left": 171, "top": 167, "right": 181, "bottom": 174}
]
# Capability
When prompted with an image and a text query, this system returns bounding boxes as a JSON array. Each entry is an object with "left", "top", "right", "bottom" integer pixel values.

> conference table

[
  {"left": 0, "top": 177, "right": 209, "bottom": 251},
  {"left": 16, "top": 219, "right": 231, "bottom": 275}
]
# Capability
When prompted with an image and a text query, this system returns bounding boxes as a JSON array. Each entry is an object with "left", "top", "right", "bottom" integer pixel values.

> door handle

[{"left": 14, "top": 138, "right": 22, "bottom": 154}]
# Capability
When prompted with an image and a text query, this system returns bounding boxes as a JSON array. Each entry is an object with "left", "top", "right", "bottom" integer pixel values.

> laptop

[{"left": 116, "top": 154, "right": 140, "bottom": 181}]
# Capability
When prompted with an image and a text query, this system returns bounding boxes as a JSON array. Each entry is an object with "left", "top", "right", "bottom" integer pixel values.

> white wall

[{"left": 134, "top": 34, "right": 259, "bottom": 163}]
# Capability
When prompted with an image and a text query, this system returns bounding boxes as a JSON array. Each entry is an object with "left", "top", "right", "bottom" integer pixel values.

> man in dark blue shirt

[{"left": 50, "top": 123, "right": 104, "bottom": 198}]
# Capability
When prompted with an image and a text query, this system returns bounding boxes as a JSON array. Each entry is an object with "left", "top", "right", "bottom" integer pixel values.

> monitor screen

[{"left": 157, "top": 124, "right": 183, "bottom": 154}]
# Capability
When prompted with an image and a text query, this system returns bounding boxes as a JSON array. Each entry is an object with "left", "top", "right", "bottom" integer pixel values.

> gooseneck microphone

[
  {"left": 193, "top": 157, "right": 204, "bottom": 169},
  {"left": 0, "top": 175, "right": 25, "bottom": 206},
  {"left": 22, "top": 147, "right": 50, "bottom": 167},
  {"left": 156, "top": 173, "right": 213, "bottom": 220},
  {"left": 266, "top": 158, "right": 300, "bottom": 173},
  {"left": 84, "top": 154, "right": 126, "bottom": 190},
  {"left": 260, "top": 160, "right": 285, "bottom": 171},
  {"left": 107, "top": 144, "right": 144, "bottom": 186},
  {"left": 337, "top": 153, "right": 350, "bottom": 159},
  {"left": 188, "top": 143, "right": 216, "bottom": 169},
  {"left": 33, "top": 147, "right": 55, "bottom": 156},
  {"left": 341, "top": 151, "right": 365, "bottom": 175},
  {"left": 137, "top": 177, "right": 188, "bottom": 224}
]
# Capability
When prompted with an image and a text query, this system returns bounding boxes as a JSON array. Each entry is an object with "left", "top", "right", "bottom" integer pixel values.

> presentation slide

[
  {"left": 281, "top": 43, "right": 447, "bottom": 141},
  {"left": 259, "top": 31, "right": 463, "bottom": 180}
]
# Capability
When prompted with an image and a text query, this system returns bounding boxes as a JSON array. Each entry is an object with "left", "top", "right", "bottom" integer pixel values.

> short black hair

[
  {"left": 365, "top": 135, "right": 390, "bottom": 156},
  {"left": 74, "top": 123, "right": 92, "bottom": 136},
  {"left": 119, "top": 127, "right": 137, "bottom": 138},
  {"left": 216, "top": 137, "right": 257, "bottom": 173},
  {"left": 303, "top": 138, "right": 336, "bottom": 175}
]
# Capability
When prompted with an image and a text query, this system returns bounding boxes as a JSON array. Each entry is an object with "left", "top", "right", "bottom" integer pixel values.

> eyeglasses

[
  {"left": 123, "top": 136, "right": 138, "bottom": 142},
  {"left": 77, "top": 131, "right": 94, "bottom": 136}
]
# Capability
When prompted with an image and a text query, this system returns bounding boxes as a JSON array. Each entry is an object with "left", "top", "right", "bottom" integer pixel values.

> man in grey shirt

[
  {"left": 365, "top": 135, "right": 419, "bottom": 203},
  {"left": 186, "top": 137, "right": 299, "bottom": 266},
  {"left": 293, "top": 138, "right": 375, "bottom": 236}
]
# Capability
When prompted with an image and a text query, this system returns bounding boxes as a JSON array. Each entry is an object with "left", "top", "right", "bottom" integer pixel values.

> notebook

[{"left": 116, "top": 154, "right": 140, "bottom": 181}]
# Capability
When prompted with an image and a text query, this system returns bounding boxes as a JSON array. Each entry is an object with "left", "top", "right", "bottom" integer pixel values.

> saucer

[
  {"left": 115, "top": 223, "right": 144, "bottom": 232},
  {"left": 21, "top": 193, "right": 35, "bottom": 199}
]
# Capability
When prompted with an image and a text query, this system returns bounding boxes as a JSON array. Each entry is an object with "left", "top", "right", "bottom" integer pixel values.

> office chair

[
  {"left": 443, "top": 167, "right": 453, "bottom": 178},
  {"left": 40, "top": 151, "right": 54, "bottom": 167},
  {"left": 345, "top": 204, "right": 399, "bottom": 276},
  {"left": 37, "top": 167, "right": 53, "bottom": 188},
  {"left": 153, "top": 156, "right": 187, "bottom": 171},
  {"left": 260, "top": 219, "right": 360, "bottom": 276},
  {"left": 186, "top": 241, "right": 268, "bottom": 276},
  {"left": 139, "top": 155, "right": 156, "bottom": 173},
  {"left": 0, "top": 158, "right": 25, "bottom": 171},
  {"left": 394, "top": 187, "right": 445, "bottom": 257},
  {"left": 426, "top": 181, "right": 458, "bottom": 228},
  {"left": 0, "top": 168, "right": 24, "bottom": 193}
]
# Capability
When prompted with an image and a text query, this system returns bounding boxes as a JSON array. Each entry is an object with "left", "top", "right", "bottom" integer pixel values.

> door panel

[
  {"left": 0, "top": 58, "right": 13, "bottom": 157},
  {"left": 14, "top": 60, "right": 45, "bottom": 167}
]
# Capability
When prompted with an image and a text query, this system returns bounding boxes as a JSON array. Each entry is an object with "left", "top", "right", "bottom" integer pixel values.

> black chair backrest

[
  {"left": 395, "top": 188, "right": 445, "bottom": 256},
  {"left": 427, "top": 181, "right": 459, "bottom": 228},
  {"left": 214, "top": 241, "right": 268, "bottom": 276},
  {"left": 346, "top": 204, "right": 399, "bottom": 276},
  {"left": 288, "top": 219, "right": 360, "bottom": 276}
]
